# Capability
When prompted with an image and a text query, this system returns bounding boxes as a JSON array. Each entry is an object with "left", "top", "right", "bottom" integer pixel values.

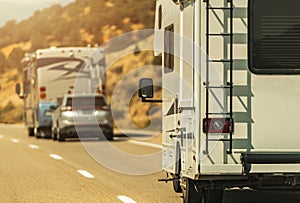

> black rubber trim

[{"left": 241, "top": 152, "right": 300, "bottom": 164}]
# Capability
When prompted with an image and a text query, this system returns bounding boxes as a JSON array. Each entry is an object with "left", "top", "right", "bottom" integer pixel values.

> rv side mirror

[
  {"left": 15, "top": 83, "right": 24, "bottom": 99},
  {"left": 139, "top": 78, "right": 153, "bottom": 99},
  {"left": 15, "top": 83, "right": 21, "bottom": 95}
]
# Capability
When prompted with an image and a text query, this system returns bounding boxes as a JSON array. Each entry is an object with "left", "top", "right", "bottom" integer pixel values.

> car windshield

[{"left": 66, "top": 96, "right": 107, "bottom": 109}]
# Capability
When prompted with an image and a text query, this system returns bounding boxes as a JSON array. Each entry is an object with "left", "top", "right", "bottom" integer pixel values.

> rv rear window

[
  {"left": 164, "top": 24, "right": 174, "bottom": 73},
  {"left": 68, "top": 96, "right": 107, "bottom": 108},
  {"left": 249, "top": 0, "right": 300, "bottom": 74}
]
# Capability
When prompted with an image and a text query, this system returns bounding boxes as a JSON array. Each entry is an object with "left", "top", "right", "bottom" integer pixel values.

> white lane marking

[
  {"left": 11, "top": 139, "right": 20, "bottom": 143},
  {"left": 29, "top": 144, "right": 39, "bottom": 149},
  {"left": 117, "top": 195, "right": 137, "bottom": 203},
  {"left": 0, "top": 135, "right": 4, "bottom": 139},
  {"left": 127, "top": 140, "right": 163, "bottom": 149},
  {"left": 49, "top": 154, "right": 63, "bottom": 160},
  {"left": 77, "top": 170, "right": 94, "bottom": 179}
]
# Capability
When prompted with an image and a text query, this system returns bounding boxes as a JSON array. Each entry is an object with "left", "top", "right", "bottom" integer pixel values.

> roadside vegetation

[{"left": 0, "top": 0, "right": 159, "bottom": 126}]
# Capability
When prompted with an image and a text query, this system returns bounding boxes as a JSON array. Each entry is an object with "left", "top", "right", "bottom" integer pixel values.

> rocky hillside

[
  {"left": 0, "top": 0, "right": 161, "bottom": 128},
  {"left": 0, "top": 0, "right": 155, "bottom": 73},
  {"left": 0, "top": 0, "right": 155, "bottom": 46}
]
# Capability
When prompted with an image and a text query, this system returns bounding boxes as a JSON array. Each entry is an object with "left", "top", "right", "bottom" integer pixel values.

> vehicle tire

[
  {"left": 52, "top": 127, "right": 57, "bottom": 140},
  {"left": 105, "top": 129, "right": 114, "bottom": 141},
  {"left": 204, "top": 189, "right": 223, "bottom": 203},
  {"left": 43, "top": 128, "right": 52, "bottom": 139},
  {"left": 57, "top": 128, "right": 65, "bottom": 142},
  {"left": 28, "top": 127, "right": 34, "bottom": 137},
  {"left": 182, "top": 178, "right": 203, "bottom": 203},
  {"left": 173, "top": 142, "right": 182, "bottom": 193},
  {"left": 173, "top": 174, "right": 182, "bottom": 193},
  {"left": 37, "top": 128, "right": 51, "bottom": 139},
  {"left": 35, "top": 128, "right": 41, "bottom": 139}
]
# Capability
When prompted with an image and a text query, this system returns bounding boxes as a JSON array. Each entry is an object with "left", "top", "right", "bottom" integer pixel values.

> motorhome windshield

[{"left": 249, "top": 0, "right": 300, "bottom": 74}]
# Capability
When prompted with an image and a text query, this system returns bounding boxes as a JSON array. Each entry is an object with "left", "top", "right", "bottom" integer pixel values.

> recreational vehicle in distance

[
  {"left": 139, "top": 0, "right": 300, "bottom": 202},
  {"left": 16, "top": 46, "right": 106, "bottom": 138}
]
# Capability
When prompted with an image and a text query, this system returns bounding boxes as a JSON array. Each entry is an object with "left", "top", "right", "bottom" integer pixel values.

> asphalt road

[
  {"left": 0, "top": 124, "right": 180, "bottom": 203},
  {"left": 1, "top": 124, "right": 300, "bottom": 203}
]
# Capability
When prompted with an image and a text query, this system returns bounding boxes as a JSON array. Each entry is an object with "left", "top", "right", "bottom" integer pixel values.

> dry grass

[
  {"left": 0, "top": 35, "right": 162, "bottom": 129},
  {"left": 1, "top": 42, "right": 31, "bottom": 58},
  {"left": 0, "top": 68, "right": 23, "bottom": 123}
]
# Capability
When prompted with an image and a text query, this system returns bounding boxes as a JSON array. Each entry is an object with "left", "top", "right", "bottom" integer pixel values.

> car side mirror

[
  {"left": 139, "top": 78, "right": 154, "bottom": 99},
  {"left": 50, "top": 105, "right": 58, "bottom": 111}
]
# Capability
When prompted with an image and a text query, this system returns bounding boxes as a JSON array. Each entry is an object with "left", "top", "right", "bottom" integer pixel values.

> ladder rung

[
  {"left": 208, "top": 112, "right": 231, "bottom": 115},
  {"left": 205, "top": 0, "right": 234, "bottom": 156},
  {"left": 207, "top": 33, "right": 232, "bottom": 36},
  {"left": 207, "top": 139, "right": 231, "bottom": 141},
  {"left": 208, "top": 59, "right": 232, "bottom": 63},
  {"left": 207, "top": 7, "right": 232, "bottom": 10},
  {"left": 207, "top": 85, "right": 231, "bottom": 89}
]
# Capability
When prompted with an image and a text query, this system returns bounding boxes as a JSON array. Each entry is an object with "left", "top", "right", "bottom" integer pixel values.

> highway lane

[
  {"left": 0, "top": 124, "right": 181, "bottom": 202},
  {"left": 2, "top": 124, "right": 300, "bottom": 203}
]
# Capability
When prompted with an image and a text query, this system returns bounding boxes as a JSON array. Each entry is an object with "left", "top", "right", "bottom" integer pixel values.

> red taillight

[
  {"left": 40, "top": 93, "right": 46, "bottom": 99},
  {"left": 40, "top": 86, "right": 46, "bottom": 92},
  {"left": 202, "top": 118, "right": 233, "bottom": 133},
  {"left": 95, "top": 106, "right": 110, "bottom": 111},
  {"left": 40, "top": 86, "right": 46, "bottom": 99},
  {"left": 100, "top": 105, "right": 110, "bottom": 110}
]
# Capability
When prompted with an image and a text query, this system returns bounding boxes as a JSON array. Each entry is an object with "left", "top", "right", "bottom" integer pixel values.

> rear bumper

[
  {"left": 60, "top": 124, "right": 112, "bottom": 138},
  {"left": 241, "top": 152, "right": 300, "bottom": 164},
  {"left": 241, "top": 152, "right": 300, "bottom": 174}
]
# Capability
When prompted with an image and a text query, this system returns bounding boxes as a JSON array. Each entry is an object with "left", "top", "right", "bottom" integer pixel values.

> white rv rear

[
  {"left": 19, "top": 46, "right": 106, "bottom": 138},
  {"left": 140, "top": 0, "right": 300, "bottom": 202}
]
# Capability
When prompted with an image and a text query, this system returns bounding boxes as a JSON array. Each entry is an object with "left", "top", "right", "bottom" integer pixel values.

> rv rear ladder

[{"left": 204, "top": 0, "right": 234, "bottom": 155}]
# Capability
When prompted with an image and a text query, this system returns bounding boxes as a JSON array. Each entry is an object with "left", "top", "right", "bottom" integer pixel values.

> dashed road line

[
  {"left": 29, "top": 144, "right": 39, "bottom": 149},
  {"left": 117, "top": 195, "right": 137, "bottom": 203},
  {"left": 127, "top": 140, "right": 163, "bottom": 149},
  {"left": 49, "top": 154, "right": 63, "bottom": 160},
  {"left": 11, "top": 138, "right": 20, "bottom": 143},
  {"left": 77, "top": 170, "right": 94, "bottom": 179}
]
